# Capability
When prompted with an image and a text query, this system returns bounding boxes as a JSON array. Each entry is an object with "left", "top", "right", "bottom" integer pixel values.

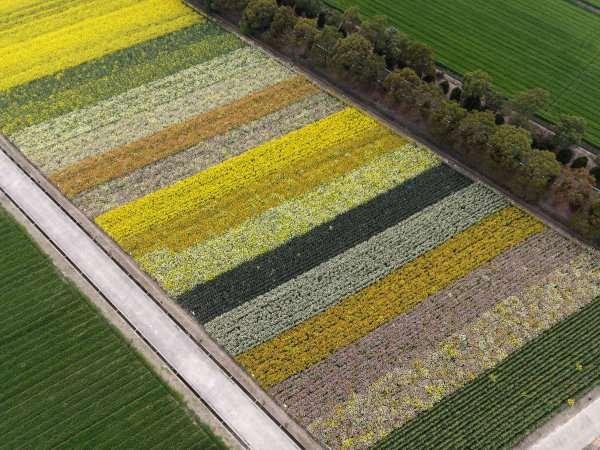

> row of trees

[{"left": 206, "top": 0, "right": 600, "bottom": 244}]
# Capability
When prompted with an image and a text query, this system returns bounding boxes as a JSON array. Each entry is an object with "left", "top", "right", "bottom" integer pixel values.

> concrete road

[
  {"left": 528, "top": 397, "right": 600, "bottom": 450},
  {"left": 0, "top": 147, "right": 300, "bottom": 450}
]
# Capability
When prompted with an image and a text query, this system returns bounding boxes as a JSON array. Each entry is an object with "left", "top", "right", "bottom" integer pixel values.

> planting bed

[
  {"left": 2, "top": 1, "right": 600, "bottom": 448},
  {"left": 329, "top": 0, "right": 600, "bottom": 147},
  {"left": 0, "top": 207, "right": 226, "bottom": 448}
]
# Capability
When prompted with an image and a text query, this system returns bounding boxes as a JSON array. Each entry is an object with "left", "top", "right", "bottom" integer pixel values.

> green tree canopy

[
  {"left": 330, "top": 33, "right": 384, "bottom": 85},
  {"left": 490, "top": 124, "right": 532, "bottom": 169},
  {"left": 554, "top": 115, "right": 587, "bottom": 150},
  {"left": 462, "top": 70, "right": 492, "bottom": 102},
  {"left": 510, "top": 88, "right": 550, "bottom": 128},
  {"left": 383, "top": 67, "right": 423, "bottom": 108},
  {"left": 241, "top": 0, "right": 278, "bottom": 34},
  {"left": 456, "top": 110, "right": 496, "bottom": 154}
]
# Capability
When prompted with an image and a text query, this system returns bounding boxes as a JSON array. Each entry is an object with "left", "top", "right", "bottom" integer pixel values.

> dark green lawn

[
  {"left": 0, "top": 207, "right": 227, "bottom": 449},
  {"left": 328, "top": 0, "right": 600, "bottom": 147}
]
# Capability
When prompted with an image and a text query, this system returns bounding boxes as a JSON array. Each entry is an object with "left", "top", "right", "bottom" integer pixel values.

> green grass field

[
  {"left": 329, "top": 0, "right": 600, "bottom": 147},
  {"left": 0, "top": 207, "right": 227, "bottom": 449},
  {"left": 375, "top": 294, "right": 600, "bottom": 449}
]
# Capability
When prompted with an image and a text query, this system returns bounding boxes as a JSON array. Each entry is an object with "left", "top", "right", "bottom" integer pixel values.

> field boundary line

[
  {"left": 0, "top": 191, "right": 242, "bottom": 450},
  {"left": 184, "top": 0, "right": 597, "bottom": 253},
  {"left": 516, "top": 386, "right": 600, "bottom": 450},
  {"left": 0, "top": 133, "right": 322, "bottom": 450}
]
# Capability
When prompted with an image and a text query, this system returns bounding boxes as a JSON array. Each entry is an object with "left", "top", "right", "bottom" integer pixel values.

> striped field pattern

[{"left": 2, "top": 1, "right": 600, "bottom": 448}]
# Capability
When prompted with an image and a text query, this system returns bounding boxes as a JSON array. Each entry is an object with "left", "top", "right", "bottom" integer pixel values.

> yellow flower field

[{"left": 0, "top": 0, "right": 199, "bottom": 91}]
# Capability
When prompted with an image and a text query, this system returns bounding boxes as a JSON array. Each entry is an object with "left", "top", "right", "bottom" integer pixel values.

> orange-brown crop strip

[{"left": 51, "top": 75, "right": 319, "bottom": 198}]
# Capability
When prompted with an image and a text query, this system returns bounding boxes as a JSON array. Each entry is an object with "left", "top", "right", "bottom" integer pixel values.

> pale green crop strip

[
  {"left": 14, "top": 47, "right": 290, "bottom": 172},
  {"left": 74, "top": 93, "right": 343, "bottom": 217},
  {"left": 139, "top": 144, "right": 439, "bottom": 295},
  {"left": 206, "top": 183, "right": 507, "bottom": 355}
]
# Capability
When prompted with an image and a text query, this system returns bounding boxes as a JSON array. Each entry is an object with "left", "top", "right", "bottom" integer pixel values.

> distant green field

[
  {"left": 0, "top": 207, "right": 226, "bottom": 449},
  {"left": 329, "top": 0, "right": 600, "bottom": 147}
]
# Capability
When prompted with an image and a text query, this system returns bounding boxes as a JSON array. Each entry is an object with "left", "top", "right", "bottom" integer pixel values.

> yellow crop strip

[
  {"left": 0, "top": 0, "right": 200, "bottom": 91},
  {"left": 132, "top": 131, "right": 403, "bottom": 257},
  {"left": 140, "top": 143, "right": 438, "bottom": 295},
  {"left": 0, "top": 0, "right": 48, "bottom": 16},
  {"left": 237, "top": 207, "right": 544, "bottom": 387},
  {"left": 51, "top": 76, "right": 319, "bottom": 198},
  {"left": 0, "top": 0, "right": 133, "bottom": 49},
  {"left": 96, "top": 108, "right": 383, "bottom": 251}
]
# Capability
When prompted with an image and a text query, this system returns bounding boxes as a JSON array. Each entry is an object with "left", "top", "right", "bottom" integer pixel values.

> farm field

[
  {"left": 328, "top": 0, "right": 600, "bottom": 147},
  {"left": 0, "top": 207, "right": 226, "bottom": 449},
  {"left": 2, "top": 0, "right": 600, "bottom": 449}
]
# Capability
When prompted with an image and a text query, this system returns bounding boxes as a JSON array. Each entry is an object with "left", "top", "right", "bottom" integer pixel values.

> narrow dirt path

[{"left": 571, "top": 0, "right": 600, "bottom": 15}]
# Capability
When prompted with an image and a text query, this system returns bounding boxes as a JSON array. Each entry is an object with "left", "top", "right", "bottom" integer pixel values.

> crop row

[
  {"left": 270, "top": 230, "right": 583, "bottom": 425},
  {"left": 73, "top": 92, "right": 342, "bottom": 217},
  {"left": 177, "top": 163, "right": 469, "bottom": 322},
  {"left": 0, "top": 207, "right": 225, "bottom": 448},
  {"left": 0, "top": 0, "right": 199, "bottom": 92},
  {"left": 375, "top": 290, "right": 600, "bottom": 449},
  {"left": 51, "top": 76, "right": 318, "bottom": 197},
  {"left": 142, "top": 142, "right": 435, "bottom": 296},
  {"left": 97, "top": 108, "right": 386, "bottom": 253},
  {"left": 17, "top": 46, "right": 285, "bottom": 173},
  {"left": 0, "top": 21, "right": 241, "bottom": 136},
  {"left": 309, "top": 252, "right": 600, "bottom": 449},
  {"left": 206, "top": 183, "right": 507, "bottom": 355},
  {"left": 237, "top": 207, "right": 544, "bottom": 388}
]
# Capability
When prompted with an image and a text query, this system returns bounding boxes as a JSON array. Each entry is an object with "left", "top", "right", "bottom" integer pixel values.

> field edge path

[{"left": 0, "top": 133, "right": 320, "bottom": 450}]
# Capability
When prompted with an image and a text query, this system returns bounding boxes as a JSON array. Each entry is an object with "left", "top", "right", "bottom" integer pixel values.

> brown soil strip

[
  {"left": 268, "top": 229, "right": 582, "bottom": 425},
  {"left": 51, "top": 75, "right": 318, "bottom": 198}
]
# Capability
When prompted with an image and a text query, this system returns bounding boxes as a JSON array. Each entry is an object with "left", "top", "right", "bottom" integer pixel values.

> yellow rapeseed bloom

[
  {"left": 97, "top": 108, "right": 380, "bottom": 248},
  {"left": 0, "top": 0, "right": 200, "bottom": 91}
]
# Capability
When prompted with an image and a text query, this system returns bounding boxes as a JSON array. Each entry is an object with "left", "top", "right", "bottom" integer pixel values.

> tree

[
  {"left": 414, "top": 81, "right": 444, "bottom": 119},
  {"left": 591, "top": 166, "right": 600, "bottom": 187},
  {"left": 572, "top": 193, "right": 600, "bottom": 244},
  {"left": 449, "top": 87, "right": 462, "bottom": 102},
  {"left": 241, "top": 0, "right": 277, "bottom": 35},
  {"left": 330, "top": 33, "right": 384, "bottom": 85},
  {"left": 292, "top": 18, "right": 319, "bottom": 54},
  {"left": 309, "top": 25, "right": 342, "bottom": 66},
  {"left": 489, "top": 124, "right": 532, "bottom": 169},
  {"left": 360, "top": 15, "right": 389, "bottom": 54},
  {"left": 554, "top": 168, "right": 596, "bottom": 212},
  {"left": 321, "top": 7, "right": 343, "bottom": 28},
  {"left": 455, "top": 110, "right": 496, "bottom": 154},
  {"left": 516, "top": 149, "right": 561, "bottom": 200},
  {"left": 405, "top": 41, "right": 435, "bottom": 78},
  {"left": 380, "top": 30, "right": 410, "bottom": 69},
  {"left": 341, "top": 6, "right": 361, "bottom": 34},
  {"left": 439, "top": 79, "right": 450, "bottom": 94},
  {"left": 571, "top": 156, "right": 589, "bottom": 169},
  {"left": 294, "top": 0, "right": 323, "bottom": 18},
  {"left": 510, "top": 88, "right": 550, "bottom": 128},
  {"left": 462, "top": 70, "right": 492, "bottom": 103},
  {"left": 428, "top": 100, "right": 467, "bottom": 140},
  {"left": 267, "top": 6, "right": 297, "bottom": 40},
  {"left": 557, "top": 148, "right": 573, "bottom": 165},
  {"left": 383, "top": 67, "right": 423, "bottom": 108},
  {"left": 553, "top": 115, "right": 587, "bottom": 150},
  {"left": 485, "top": 90, "right": 505, "bottom": 112}
]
